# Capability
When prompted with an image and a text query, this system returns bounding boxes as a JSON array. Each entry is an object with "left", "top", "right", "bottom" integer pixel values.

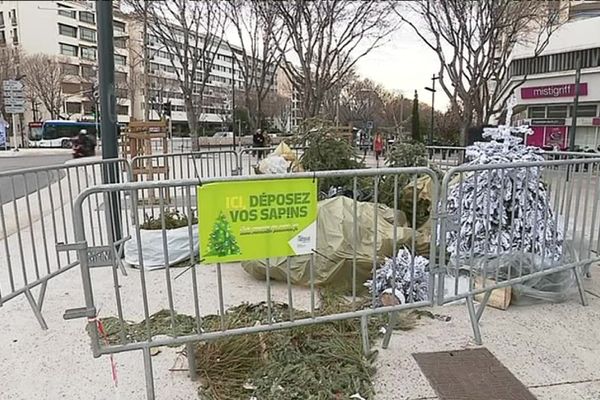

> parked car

[{"left": 212, "top": 131, "right": 233, "bottom": 138}]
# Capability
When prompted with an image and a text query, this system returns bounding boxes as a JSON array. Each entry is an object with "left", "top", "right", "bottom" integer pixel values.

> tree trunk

[{"left": 185, "top": 96, "right": 200, "bottom": 151}]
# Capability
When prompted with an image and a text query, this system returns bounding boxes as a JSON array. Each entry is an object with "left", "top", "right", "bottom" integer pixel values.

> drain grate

[{"left": 413, "top": 348, "right": 536, "bottom": 400}]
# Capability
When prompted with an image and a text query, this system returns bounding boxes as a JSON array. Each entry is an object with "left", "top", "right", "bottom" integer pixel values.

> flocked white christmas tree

[{"left": 443, "top": 96, "right": 563, "bottom": 265}]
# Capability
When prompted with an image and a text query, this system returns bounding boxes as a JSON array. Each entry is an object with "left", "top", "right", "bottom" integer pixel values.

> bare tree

[
  {"left": 225, "top": 0, "right": 284, "bottom": 131},
  {"left": 338, "top": 77, "right": 385, "bottom": 127},
  {"left": 21, "top": 54, "right": 67, "bottom": 120},
  {"left": 272, "top": 0, "right": 398, "bottom": 118},
  {"left": 127, "top": 0, "right": 227, "bottom": 147},
  {"left": 396, "top": 0, "right": 564, "bottom": 144}
]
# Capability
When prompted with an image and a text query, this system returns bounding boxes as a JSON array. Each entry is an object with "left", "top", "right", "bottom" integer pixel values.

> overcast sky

[{"left": 354, "top": 24, "right": 450, "bottom": 112}]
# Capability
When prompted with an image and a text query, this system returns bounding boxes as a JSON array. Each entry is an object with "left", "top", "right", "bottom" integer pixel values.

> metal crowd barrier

[
  {"left": 437, "top": 156, "right": 600, "bottom": 344},
  {"left": 66, "top": 167, "right": 437, "bottom": 399},
  {"left": 0, "top": 158, "right": 132, "bottom": 329},
  {"left": 426, "top": 146, "right": 466, "bottom": 171},
  {"left": 238, "top": 145, "right": 306, "bottom": 175}
]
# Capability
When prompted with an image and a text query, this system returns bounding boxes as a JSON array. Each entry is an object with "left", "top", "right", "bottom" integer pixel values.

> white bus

[{"left": 29, "top": 120, "right": 99, "bottom": 148}]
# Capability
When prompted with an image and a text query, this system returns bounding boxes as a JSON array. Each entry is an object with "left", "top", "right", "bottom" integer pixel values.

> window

[
  {"left": 82, "top": 102, "right": 94, "bottom": 115},
  {"left": 59, "top": 42, "right": 78, "bottom": 57},
  {"left": 0, "top": 31, "right": 5, "bottom": 46},
  {"left": 61, "top": 63, "right": 79, "bottom": 76},
  {"left": 114, "top": 37, "right": 126, "bottom": 49},
  {"left": 115, "top": 88, "right": 128, "bottom": 98},
  {"left": 62, "top": 82, "right": 80, "bottom": 94},
  {"left": 0, "top": 11, "right": 4, "bottom": 27},
  {"left": 80, "top": 26, "right": 96, "bottom": 42},
  {"left": 65, "top": 102, "right": 81, "bottom": 114},
  {"left": 114, "top": 54, "right": 126, "bottom": 66},
  {"left": 115, "top": 71, "right": 127, "bottom": 84},
  {"left": 116, "top": 105, "right": 129, "bottom": 115},
  {"left": 81, "top": 46, "right": 96, "bottom": 60},
  {"left": 546, "top": 105, "right": 568, "bottom": 118},
  {"left": 11, "top": 27, "right": 17, "bottom": 44},
  {"left": 528, "top": 106, "right": 546, "bottom": 119},
  {"left": 510, "top": 47, "right": 600, "bottom": 78},
  {"left": 58, "top": 23, "right": 77, "bottom": 38},
  {"left": 570, "top": 104, "right": 598, "bottom": 118},
  {"left": 81, "top": 64, "right": 95, "bottom": 79},
  {"left": 79, "top": 11, "right": 95, "bottom": 24},
  {"left": 9, "top": 9, "right": 16, "bottom": 26},
  {"left": 58, "top": 4, "right": 76, "bottom": 19},
  {"left": 113, "top": 21, "right": 125, "bottom": 33}
]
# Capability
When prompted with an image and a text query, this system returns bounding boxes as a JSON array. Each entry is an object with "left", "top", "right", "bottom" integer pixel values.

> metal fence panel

[
  {"left": 68, "top": 166, "right": 438, "bottom": 399},
  {"left": 437, "top": 157, "right": 600, "bottom": 344},
  {"left": 0, "top": 158, "right": 131, "bottom": 329}
]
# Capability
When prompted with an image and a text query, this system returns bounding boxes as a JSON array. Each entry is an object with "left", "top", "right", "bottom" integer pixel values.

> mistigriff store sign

[{"left": 197, "top": 178, "right": 317, "bottom": 263}]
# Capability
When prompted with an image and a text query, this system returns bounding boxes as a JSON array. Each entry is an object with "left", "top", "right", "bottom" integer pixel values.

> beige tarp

[{"left": 242, "top": 196, "right": 429, "bottom": 291}]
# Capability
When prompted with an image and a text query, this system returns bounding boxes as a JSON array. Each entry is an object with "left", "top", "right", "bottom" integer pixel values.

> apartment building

[
  {"left": 128, "top": 20, "right": 267, "bottom": 134},
  {"left": 0, "top": 0, "right": 278, "bottom": 138},
  {"left": 0, "top": 0, "right": 132, "bottom": 128}
]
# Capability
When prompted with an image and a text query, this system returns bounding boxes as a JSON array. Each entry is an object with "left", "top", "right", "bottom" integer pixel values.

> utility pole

[
  {"left": 97, "top": 0, "right": 121, "bottom": 241},
  {"left": 569, "top": 56, "right": 582, "bottom": 151},
  {"left": 424, "top": 74, "right": 438, "bottom": 146},
  {"left": 142, "top": 0, "right": 149, "bottom": 121},
  {"left": 399, "top": 94, "right": 404, "bottom": 136}
]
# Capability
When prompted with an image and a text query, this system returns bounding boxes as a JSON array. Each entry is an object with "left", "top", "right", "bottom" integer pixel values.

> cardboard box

[{"left": 475, "top": 277, "right": 511, "bottom": 310}]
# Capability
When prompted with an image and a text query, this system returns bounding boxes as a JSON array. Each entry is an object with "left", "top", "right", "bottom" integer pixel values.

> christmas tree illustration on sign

[{"left": 205, "top": 212, "right": 241, "bottom": 257}]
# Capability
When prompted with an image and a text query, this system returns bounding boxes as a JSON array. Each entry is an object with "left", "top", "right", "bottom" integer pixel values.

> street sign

[
  {"left": 3, "top": 79, "right": 25, "bottom": 114},
  {"left": 5, "top": 105, "right": 25, "bottom": 113},
  {"left": 2, "top": 80, "right": 23, "bottom": 91},
  {"left": 366, "top": 121, "right": 374, "bottom": 130},
  {"left": 3, "top": 98, "right": 25, "bottom": 106},
  {"left": 4, "top": 90, "right": 24, "bottom": 97}
]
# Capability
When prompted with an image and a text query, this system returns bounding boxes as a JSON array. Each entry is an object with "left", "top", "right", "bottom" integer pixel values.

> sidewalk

[
  {"left": 0, "top": 148, "right": 72, "bottom": 157},
  {"left": 375, "top": 270, "right": 600, "bottom": 399},
  {"left": 0, "top": 259, "right": 599, "bottom": 399}
]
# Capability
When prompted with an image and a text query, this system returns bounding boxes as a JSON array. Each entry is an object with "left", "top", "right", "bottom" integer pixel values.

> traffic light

[{"left": 162, "top": 101, "right": 172, "bottom": 117}]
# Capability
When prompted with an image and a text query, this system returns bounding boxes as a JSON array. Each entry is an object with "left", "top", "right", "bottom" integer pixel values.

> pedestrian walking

[{"left": 373, "top": 132, "right": 384, "bottom": 167}]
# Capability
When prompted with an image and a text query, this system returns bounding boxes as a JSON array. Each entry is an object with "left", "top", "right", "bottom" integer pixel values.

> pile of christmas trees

[
  {"left": 365, "top": 248, "right": 430, "bottom": 305},
  {"left": 443, "top": 106, "right": 563, "bottom": 267}
]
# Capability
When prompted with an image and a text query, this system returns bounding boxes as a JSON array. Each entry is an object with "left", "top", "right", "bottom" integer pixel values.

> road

[{"left": 0, "top": 152, "right": 71, "bottom": 205}]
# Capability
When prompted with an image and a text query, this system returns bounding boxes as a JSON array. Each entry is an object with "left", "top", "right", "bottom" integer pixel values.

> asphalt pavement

[{"left": 0, "top": 152, "right": 71, "bottom": 205}]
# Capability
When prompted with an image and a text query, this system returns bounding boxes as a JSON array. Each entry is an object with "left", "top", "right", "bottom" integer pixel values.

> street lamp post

[
  {"left": 97, "top": 0, "right": 121, "bottom": 241},
  {"left": 424, "top": 74, "right": 438, "bottom": 146}
]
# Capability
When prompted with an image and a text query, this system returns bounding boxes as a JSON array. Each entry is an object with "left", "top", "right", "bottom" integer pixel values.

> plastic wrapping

[
  {"left": 123, "top": 225, "right": 199, "bottom": 270},
  {"left": 471, "top": 241, "right": 581, "bottom": 304},
  {"left": 364, "top": 248, "right": 430, "bottom": 305}
]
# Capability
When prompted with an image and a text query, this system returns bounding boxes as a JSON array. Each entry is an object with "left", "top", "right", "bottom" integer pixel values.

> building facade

[
  {"left": 503, "top": 14, "right": 600, "bottom": 150},
  {"left": 0, "top": 0, "right": 278, "bottom": 140},
  {"left": 0, "top": 0, "right": 132, "bottom": 134}
]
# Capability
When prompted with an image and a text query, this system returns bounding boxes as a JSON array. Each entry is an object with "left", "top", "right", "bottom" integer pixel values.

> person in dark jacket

[{"left": 253, "top": 129, "right": 266, "bottom": 160}]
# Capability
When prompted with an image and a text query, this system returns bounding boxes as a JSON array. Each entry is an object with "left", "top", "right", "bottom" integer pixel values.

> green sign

[{"left": 197, "top": 178, "right": 317, "bottom": 264}]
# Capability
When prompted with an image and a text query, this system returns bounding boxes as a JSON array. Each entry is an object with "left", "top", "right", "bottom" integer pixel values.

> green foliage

[
  {"left": 378, "top": 140, "right": 431, "bottom": 228},
  {"left": 140, "top": 209, "right": 197, "bottom": 230},
  {"left": 96, "top": 293, "right": 433, "bottom": 400},
  {"left": 385, "top": 140, "right": 428, "bottom": 168},
  {"left": 293, "top": 118, "right": 365, "bottom": 192},
  {"left": 206, "top": 212, "right": 241, "bottom": 257},
  {"left": 411, "top": 90, "right": 421, "bottom": 142}
]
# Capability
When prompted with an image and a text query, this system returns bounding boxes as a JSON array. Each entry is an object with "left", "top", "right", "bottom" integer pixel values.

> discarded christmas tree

[
  {"left": 206, "top": 212, "right": 241, "bottom": 257},
  {"left": 443, "top": 98, "right": 563, "bottom": 266}
]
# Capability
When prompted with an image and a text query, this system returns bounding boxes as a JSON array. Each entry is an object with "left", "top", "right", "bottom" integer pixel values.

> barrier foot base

[
  {"left": 574, "top": 266, "right": 589, "bottom": 306},
  {"left": 381, "top": 312, "right": 396, "bottom": 350},
  {"left": 142, "top": 347, "right": 156, "bottom": 400},
  {"left": 186, "top": 342, "right": 197, "bottom": 381},
  {"left": 24, "top": 288, "right": 48, "bottom": 330},
  {"left": 466, "top": 295, "right": 482, "bottom": 345},
  {"left": 360, "top": 315, "right": 370, "bottom": 357}
]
